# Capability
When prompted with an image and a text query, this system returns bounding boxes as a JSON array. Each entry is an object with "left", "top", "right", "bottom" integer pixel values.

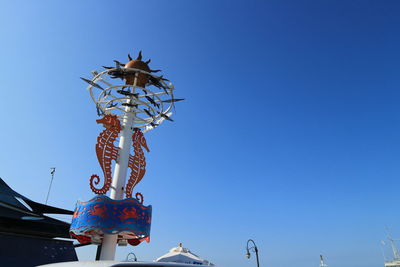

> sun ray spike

[{"left": 137, "top": 51, "right": 142, "bottom": 61}]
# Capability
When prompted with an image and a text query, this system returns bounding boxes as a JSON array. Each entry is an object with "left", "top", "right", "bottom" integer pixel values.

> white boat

[
  {"left": 384, "top": 235, "right": 400, "bottom": 267},
  {"left": 386, "top": 262, "right": 400, "bottom": 267},
  {"left": 320, "top": 255, "right": 327, "bottom": 267},
  {"left": 38, "top": 243, "right": 216, "bottom": 267},
  {"left": 155, "top": 243, "right": 214, "bottom": 266},
  {"left": 38, "top": 261, "right": 210, "bottom": 267}
]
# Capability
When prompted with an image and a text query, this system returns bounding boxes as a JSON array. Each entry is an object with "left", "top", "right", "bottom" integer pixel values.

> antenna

[
  {"left": 320, "top": 255, "right": 328, "bottom": 267},
  {"left": 45, "top": 167, "right": 56, "bottom": 204}
]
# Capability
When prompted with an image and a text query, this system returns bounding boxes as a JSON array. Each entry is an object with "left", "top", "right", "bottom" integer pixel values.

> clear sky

[{"left": 1, "top": 1, "right": 400, "bottom": 267}]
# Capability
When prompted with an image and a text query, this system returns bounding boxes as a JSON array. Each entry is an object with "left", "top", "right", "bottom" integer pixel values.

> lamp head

[{"left": 246, "top": 250, "right": 251, "bottom": 259}]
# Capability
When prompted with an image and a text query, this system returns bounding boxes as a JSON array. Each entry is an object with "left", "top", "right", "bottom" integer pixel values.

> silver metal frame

[{"left": 86, "top": 67, "right": 175, "bottom": 132}]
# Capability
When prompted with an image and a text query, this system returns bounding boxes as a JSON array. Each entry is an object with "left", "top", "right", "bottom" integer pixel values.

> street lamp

[
  {"left": 125, "top": 252, "right": 137, "bottom": 262},
  {"left": 246, "top": 239, "right": 260, "bottom": 267}
]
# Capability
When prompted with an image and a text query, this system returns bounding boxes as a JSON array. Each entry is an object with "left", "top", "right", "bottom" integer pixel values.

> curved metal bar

[
  {"left": 125, "top": 252, "right": 137, "bottom": 262},
  {"left": 246, "top": 239, "right": 260, "bottom": 267}
]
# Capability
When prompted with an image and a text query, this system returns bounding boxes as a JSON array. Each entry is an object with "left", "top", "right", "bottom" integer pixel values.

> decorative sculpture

[
  {"left": 90, "top": 113, "right": 150, "bottom": 201},
  {"left": 104, "top": 51, "right": 164, "bottom": 89},
  {"left": 127, "top": 129, "right": 149, "bottom": 199},
  {"left": 90, "top": 114, "right": 121, "bottom": 195},
  {"left": 70, "top": 195, "right": 151, "bottom": 246},
  {"left": 70, "top": 51, "right": 183, "bottom": 260}
]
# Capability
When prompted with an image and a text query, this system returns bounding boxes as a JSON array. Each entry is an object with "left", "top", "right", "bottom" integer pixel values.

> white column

[{"left": 100, "top": 75, "right": 137, "bottom": 260}]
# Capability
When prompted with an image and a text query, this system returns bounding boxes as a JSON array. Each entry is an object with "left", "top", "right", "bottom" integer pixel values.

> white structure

[
  {"left": 39, "top": 261, "right": 210, "bottom": 267},
  {"left": 320, "top": 255, "right": 327, "bottom": 267},
  {"left": 386, "top": 261, "right": 400, "bottom": 267},
  {"left": 156, "top": 243, "right": 215, "bottom": 266},
  {"left": 385, "top": 236, "right": 400, "bottom": 267}
]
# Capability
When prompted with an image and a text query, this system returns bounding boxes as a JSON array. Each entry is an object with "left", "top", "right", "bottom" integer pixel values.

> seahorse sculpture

[
  {"left": 126, "top": 129, "right": 150, "bottom": 200},
  {"left": 90, "top": 114, "right": 121, "bottom": 195}
]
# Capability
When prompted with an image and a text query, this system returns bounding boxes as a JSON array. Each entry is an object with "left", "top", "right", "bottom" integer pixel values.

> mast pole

[
  {"left": 45, "top": 167, "right": 56, "bottom": 204},
  {"left": 99, "top": 73, "right": 138, "bottom": 260},
  {"left": 389, "top": 237, "right": 400, "bottom": 260},
  {"left": 320, "top": 255, "right": 327, "bottom": 267}
]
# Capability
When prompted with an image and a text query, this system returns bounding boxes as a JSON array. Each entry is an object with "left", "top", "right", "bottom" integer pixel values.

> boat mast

[
  {"left": 320, "top": 255, "right": 328, "bottom": 267},
  {"left": 388, "top": 237, "right": 400, "bottom": 260}
]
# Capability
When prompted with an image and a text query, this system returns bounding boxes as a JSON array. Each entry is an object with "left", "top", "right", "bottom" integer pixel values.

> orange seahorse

[
  {"left": 126, "top": 129, "right": 149, "bottom": 200},
  {"left": 90, "top": 114, "right": 121, "bottom": 195}
]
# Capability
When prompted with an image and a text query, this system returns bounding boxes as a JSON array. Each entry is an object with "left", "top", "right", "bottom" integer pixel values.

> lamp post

[
  {"left": 126, "top": 252, "right": 137, "bottom": 262},
  {"left": 246, "top": 239, "right": 260, "bottom": 267}
]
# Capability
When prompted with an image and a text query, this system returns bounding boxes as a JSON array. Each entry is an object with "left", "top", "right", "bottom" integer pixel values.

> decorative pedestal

[{"left": 70, "top": 195, "right": 151, "bottom": 246}]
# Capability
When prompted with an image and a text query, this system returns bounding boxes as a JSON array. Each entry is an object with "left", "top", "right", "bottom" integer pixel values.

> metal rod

[
  {"left": 96, "top": 244, "right": 102, "bottom": 261},
  {"left": 45, "top": 168, "right": 56, "bottom": 204},
  {"left": 255, "top": 246, "right": 260, "bottom": 267}
]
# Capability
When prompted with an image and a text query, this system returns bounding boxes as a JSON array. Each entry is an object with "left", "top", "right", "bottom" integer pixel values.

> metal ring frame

[{"left": 86, "top": 67, "right": 175, "bottom": 132}]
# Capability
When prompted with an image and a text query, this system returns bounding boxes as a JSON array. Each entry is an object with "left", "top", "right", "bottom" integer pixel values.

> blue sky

[{"left": 1, "top": 1, "right": 400, "bottom": 267}]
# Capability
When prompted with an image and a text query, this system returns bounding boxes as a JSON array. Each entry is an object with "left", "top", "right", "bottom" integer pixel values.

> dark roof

[
  {"left": 0, "top": 178, "right": 74, "bottom": 238},
  {"left": 0, "top": 178, "right": 73, "bottom": 215}
]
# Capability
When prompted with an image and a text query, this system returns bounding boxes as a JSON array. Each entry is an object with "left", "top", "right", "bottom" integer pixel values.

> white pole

[{"left": 99, "top": 74, "right": 138, "bottom": 260}]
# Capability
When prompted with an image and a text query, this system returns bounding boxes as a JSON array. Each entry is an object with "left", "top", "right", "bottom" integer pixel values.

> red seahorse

[
  {"left": 126, "top": 129, "right": 150, "bottom": 199},
  {"left": 90, "top": 114, "right": 121, "bottom": 195}
]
